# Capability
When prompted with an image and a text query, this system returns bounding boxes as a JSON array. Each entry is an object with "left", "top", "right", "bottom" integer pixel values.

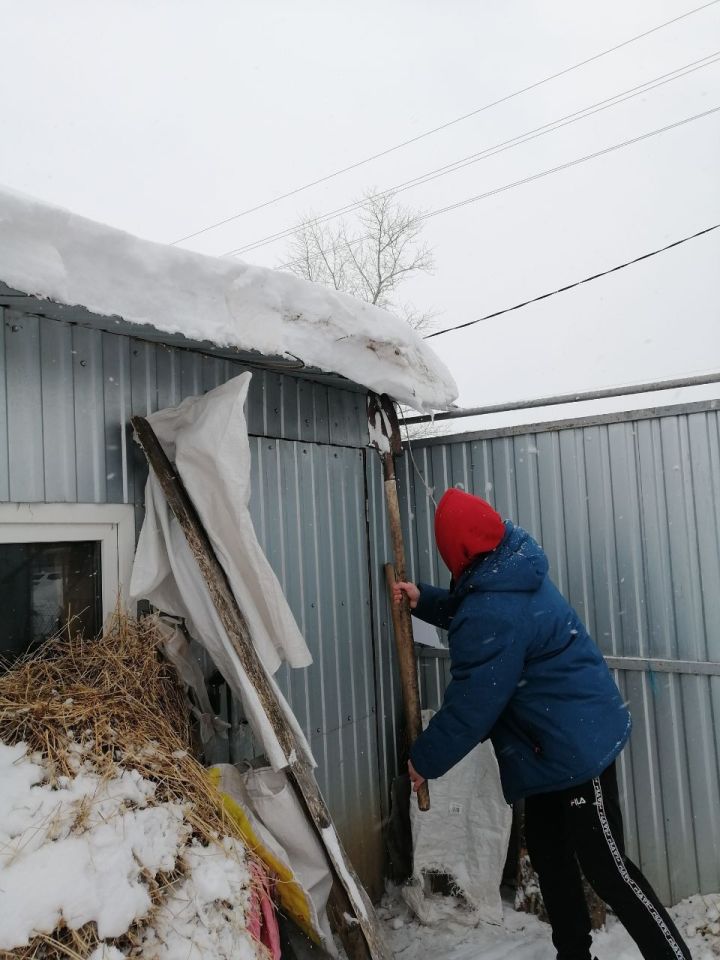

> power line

[
  {"left": 227, "top": 52, "right": 720, "bottom": 257},
  {"left": 277, "top": 104, "right": 720, "bottom": 270},
  {"left": 424, "top": 223, "right": 720, "bottom": 339},
  {"left": 169, "top": 0, "right": 720, "bottom": 246},
  {"left": 417, "top": 106, "right": 720, "bottom": 223}
]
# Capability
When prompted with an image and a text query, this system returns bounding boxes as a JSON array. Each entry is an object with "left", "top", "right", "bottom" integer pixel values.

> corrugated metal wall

[
  {"left": 368, "top": 402, "right": 720, "bottom": 905},
  {"left": 0, "top": 307, "right": 384, "bottom": 896},
  {"left": 0, "top": 307, "right": 367, "bottom": 506},
  {"left": 247, "top": 435, "right": 382, "bottom": 895},
  {"left": 366, "top": 451, "right": 403, "bottom": 826}
]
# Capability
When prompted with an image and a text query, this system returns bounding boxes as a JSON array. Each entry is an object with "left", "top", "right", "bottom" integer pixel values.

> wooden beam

[
  {"left": 367, "top": 392, "right": 430, "bottom": 812},
  {"left": 384, "top": 563, "right": 430, "bottom": 811}
]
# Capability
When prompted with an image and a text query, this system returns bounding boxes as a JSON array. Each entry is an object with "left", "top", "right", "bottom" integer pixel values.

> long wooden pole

[
  {"left": 384, "top": 564, "right": 430, "bottom": 811},
  {"left": 380, "top": 450, "right": 431, "bottom": 812},
  {"left": 131, "top": 415, "right": 390, "bottom": 960}
]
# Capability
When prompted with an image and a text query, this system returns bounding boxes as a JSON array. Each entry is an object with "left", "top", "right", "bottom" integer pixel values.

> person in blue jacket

[{"left": 394, "top": 488, "right": 690, "bottom": 960}]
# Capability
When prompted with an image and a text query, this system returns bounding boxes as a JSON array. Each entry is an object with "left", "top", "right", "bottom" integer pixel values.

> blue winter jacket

[{"left": 410, "top": 522, "right": 631, "bottom": 803}]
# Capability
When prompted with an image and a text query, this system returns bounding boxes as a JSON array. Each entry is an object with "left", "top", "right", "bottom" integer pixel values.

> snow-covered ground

[
  {"left": 379, "top": 887, "right": 720, "bottom": 960},
  {"left": 5, "top": 734, "right": 718, "bottom": 959}
]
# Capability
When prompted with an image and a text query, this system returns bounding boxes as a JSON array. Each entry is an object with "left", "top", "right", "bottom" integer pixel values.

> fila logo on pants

[{"left": 570, "top": 796, "right": 587, "bottom": 807}]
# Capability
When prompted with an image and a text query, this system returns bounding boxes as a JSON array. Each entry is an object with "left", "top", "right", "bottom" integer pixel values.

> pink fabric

[
  {"left": 248, "top": 860, "right": 281, "bottom": 959},
  {"left": 247, "top": 878, "right": 262, "bottom": 944}
]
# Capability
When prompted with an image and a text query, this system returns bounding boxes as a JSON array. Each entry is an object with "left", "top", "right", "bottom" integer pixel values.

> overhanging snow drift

[{"left": 0, "top": 186, "right": 457, "bottom": 412}]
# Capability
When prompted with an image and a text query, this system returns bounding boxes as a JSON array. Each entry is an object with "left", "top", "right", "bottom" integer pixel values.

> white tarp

[
  {"left": 130, "top": 372, "right": 314, "bottom": 769},
  {"left": 402, "top": 711, "right": 512, "bottom": 927}
]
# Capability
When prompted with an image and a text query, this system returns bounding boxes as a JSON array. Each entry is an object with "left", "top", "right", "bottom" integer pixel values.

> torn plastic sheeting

[
  {"left": 130, "top": 373, "right": 314, "bottom": 771},
  {"left": 156, "top": 618, "right": 230, "bottom": 744},
  {"left": 145, "top": 372, "right": 311, "bottom": 674}
]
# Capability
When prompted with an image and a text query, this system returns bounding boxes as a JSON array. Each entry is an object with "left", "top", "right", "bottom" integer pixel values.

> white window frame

[{"left": 0, "top": 503, "right": 135, "bottom": 621}]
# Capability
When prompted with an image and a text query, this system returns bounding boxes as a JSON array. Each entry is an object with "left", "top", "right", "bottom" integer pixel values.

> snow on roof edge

[{"left": 0, "top": 186, "right": 458, "bottom": 412}]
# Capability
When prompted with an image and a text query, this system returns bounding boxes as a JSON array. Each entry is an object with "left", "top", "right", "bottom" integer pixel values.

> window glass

[{"left": 0, "top": 541, "right": 102, "bottom": 660}]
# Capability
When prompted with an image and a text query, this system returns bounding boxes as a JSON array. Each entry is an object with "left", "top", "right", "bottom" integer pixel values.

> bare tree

[
  {"left": 282, "top": 190, "right": 435, "bottom": 329},
  {"left": 283, "top": 190, "right": 446, "bottom": 438}
]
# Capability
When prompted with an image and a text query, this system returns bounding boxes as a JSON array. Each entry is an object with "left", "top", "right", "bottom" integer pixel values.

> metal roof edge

[{"left": 0, "top": 283, "right": 365, "bottom": 393}]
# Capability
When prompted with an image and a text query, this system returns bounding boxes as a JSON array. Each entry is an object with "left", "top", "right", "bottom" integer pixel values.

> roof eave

[{"left": 0, "top": 282, "right": 366, "bottom": 393}]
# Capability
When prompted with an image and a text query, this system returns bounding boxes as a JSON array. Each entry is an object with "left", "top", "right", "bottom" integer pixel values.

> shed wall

[
  {"left": 0, "top": 307, "right": 383, "bottom": 895},
  {"left": 0, "top": 307, "right": 367, "bottom": 505},
  {"left": 368, "top": 404, "right": 720, "bottom": 905}
]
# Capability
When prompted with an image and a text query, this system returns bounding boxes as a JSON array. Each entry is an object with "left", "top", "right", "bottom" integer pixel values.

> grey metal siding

[
  {"left": 365, "top": 449, "right": 401, "bottom": 824},
  {"left": 0, "top": 307, "right": 369, "bottom": 507},
  {"left": 0, "top": 306, "right": 383, "bottom": 895},
  {"left": 245, "top": 438, "right": 383, "bottom": 896},
  {"left": 368, "top": 405, "right": 720, "bottom": 904}
]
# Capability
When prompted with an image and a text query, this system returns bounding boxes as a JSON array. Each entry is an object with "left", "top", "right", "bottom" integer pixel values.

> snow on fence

[{"left": 368, "top": 399, "right": 720, "bottom": 906}]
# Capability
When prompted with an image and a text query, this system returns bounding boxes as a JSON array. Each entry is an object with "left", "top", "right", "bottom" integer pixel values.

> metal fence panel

[{"left": 369, "top": 404, "right": 720, "bottom": 904}]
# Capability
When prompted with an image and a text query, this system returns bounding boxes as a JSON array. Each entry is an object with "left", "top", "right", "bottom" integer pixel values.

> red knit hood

[{"left": 434, "top": 488, "right": 505, "bottom": 580}]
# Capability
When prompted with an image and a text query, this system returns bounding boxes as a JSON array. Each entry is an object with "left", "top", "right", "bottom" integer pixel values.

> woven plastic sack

[{"left": 402, "top": 710, "right": 512, "bottom": 926}]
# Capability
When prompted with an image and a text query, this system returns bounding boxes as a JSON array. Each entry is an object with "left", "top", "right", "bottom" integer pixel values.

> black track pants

[{"left": 525, "top": 762, "right": 691, "bottom": 960}]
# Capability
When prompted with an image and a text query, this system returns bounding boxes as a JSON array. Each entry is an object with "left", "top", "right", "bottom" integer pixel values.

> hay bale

[{"left": 0, "top": 612, "right": 269, "bottom": 960}]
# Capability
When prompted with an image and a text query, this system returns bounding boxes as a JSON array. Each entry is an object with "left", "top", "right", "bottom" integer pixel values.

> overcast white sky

[{"left": 1, "top": 0, "right": 718, "bottom": 427}]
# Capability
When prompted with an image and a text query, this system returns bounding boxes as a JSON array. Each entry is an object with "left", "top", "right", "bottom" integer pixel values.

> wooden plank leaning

[{"left": 131, "top": 414, "right": 391, "bottom": 960}]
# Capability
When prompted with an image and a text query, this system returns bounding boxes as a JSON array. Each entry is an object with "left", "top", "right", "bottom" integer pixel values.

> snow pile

[
  {"left": 380, "top": 888, "right": 720, "bottom": 959},
  {"left": 0, "top": 185, "right": 457, "bottom": 411},
  {"left": 0, "top": 740, "right": 261, "bottom": 959},
  {"left": 0, "top": 741, "right": 182, "bottom": 946},
  {"left": 139, "top": 839, "right": 258, "bottom": 960},
  {"left": 673, "top": 894, "right": 720, "bottom": 951}
]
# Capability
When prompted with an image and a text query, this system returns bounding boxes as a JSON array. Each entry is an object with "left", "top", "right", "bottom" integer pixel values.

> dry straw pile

[{"left": 0, "top": 611, "right": 263, "bottom": 960}]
